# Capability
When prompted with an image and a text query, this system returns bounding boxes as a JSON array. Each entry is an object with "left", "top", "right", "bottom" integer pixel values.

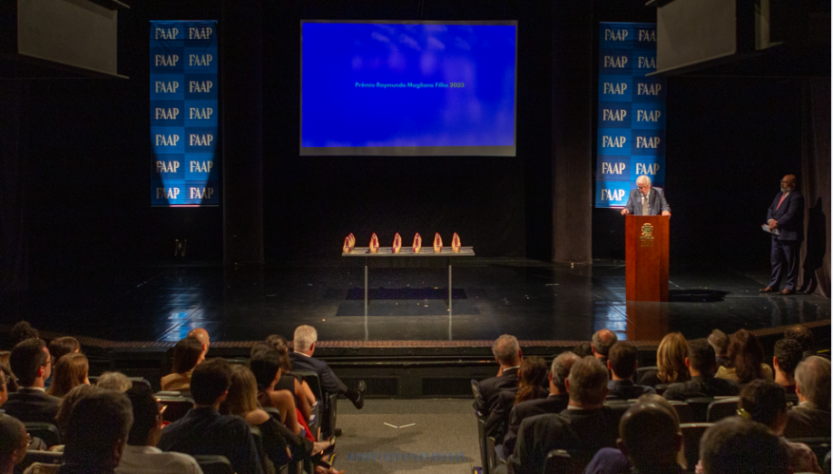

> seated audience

[
  {"left": 97, "top": 372, "right": 133, "bottom": 393},
  {"left": 784, "top": 356, "right": 831, "bottom": 438},
  {"left": 55, "top": 385, "right": 101, "bottom": 447},
  {"left": 4, "top": 338, "right": 61, "bottom": 423},
  {"left": 187, "top": 328, "right": 210, "bottom": 354},
  {"left": 116, "top": 387, "right": 203, "bottom": 474},
  {"left": 487, "top": 355, "right": 547, "bottom": 442},
  {"left": 0, "top": 360, "right": 18, "bottom": 393},
  {"left": 503, "top": 356, "right": 619, "bottom": 474},
  {"left": 639, "top": 332, "right": 690, "bottom": 386},
  {"left": 773, "top": 338, "right": 803, "bottom": 393},
  {"left": 607, "top": 341, "right": 655, "bottom": 400},
  {"left": 46, "top": 353, "right": 90, "bottom": 398},
  {"left": 698, "top": 417, "right": 789, "bottom": 474},
  {"left": 715, "top": 329, "right": 773, "bottom": 383},
  {"left": 502, "top": 352, "right": 579, "bottom": 455},
  {"left": 708, "top": 329, "right": 731, "bottom": 368},
  {"left": 474, "top": 334, "right": 522, "bottom": 422},
  {"left": 591, "top": 329, "right": 618, "bottom": 364},
  {"left": 572, "top": 342, "right": 593, "bottom": 358},
  {"left": 255, "top": 341, "right": 313, "bottom": 422},
  {"left": 784, "top": 324, "right": 818, "bottom": 360},
  {"left": 158, "top": 358, "right": 264, "bottom": 474},
  {"left": 663, "top": 339, "right": 739, "bottom": 400},
  {"left": 290, "top": 325, "right": 365, "bottom": 410},
  {"left": 160, "top": 336, "right": 205, "bottom": 391},
  {"left": 265, "top": 335, "right": 317, "bottom": 410},
  {"left": 10, "top": 321, "right": 39, "bottom": 346},
  {"left": 249, "top": 345, "right": 306, "bottom": 438},
  {"left": 48, "top": 337, "right": 81, "bottom": 362},
  {"left": 57, "top": 390, "right": 134, "bottom": 474},
  {"left": 0, "top": 415, "right": 28, "bottom": 474},
  {"left": 732, "top": 380, "right": 821, "bottom": 473}
]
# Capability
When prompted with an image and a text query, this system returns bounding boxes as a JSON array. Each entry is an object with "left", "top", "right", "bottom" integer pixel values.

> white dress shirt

[{"left": 115, "top": 445, "right": 204, "bottom": 474}]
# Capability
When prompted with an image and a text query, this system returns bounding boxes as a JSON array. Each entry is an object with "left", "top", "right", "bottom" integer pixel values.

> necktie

[
  {"left": 776, "top": 192, "right": 787, "bottom": 210},
  {"left": 642, "top": 194, "right": 648, "bottom": 215}
]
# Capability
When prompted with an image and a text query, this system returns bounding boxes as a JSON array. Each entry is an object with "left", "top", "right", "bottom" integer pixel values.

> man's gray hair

[
  {"left": 551, "top": 352, "right": 580, "bottom": 392},
  {"left": 636, "top": 175, "right": 652, "bottom": 186},
  {"left": 567, "top": 356, "right": 609, "bottom": 405},
  {"left": 592, "top": 329, "right": 618, "bottom": 358},
  {"left": 795, "top": 356, "right": 831, "bottom": 409},
  {"left": 96, "top": 371, "right": 133, "bottom": 393},
  {"left": 492, "top": 335, "right": 520, "bottom": 365},
  {"left": 293, "top": 325, "right": 318, "bottom": 352}
]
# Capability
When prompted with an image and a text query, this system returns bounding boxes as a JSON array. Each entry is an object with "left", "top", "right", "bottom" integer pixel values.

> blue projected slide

[{"left": 300, "top": 21, "right": 517, "bottom": 156}]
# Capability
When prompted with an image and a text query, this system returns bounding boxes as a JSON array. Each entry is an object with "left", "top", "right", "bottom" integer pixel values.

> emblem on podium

[{"left": 639, "top": 223, "right": 654, "bottom": 247}]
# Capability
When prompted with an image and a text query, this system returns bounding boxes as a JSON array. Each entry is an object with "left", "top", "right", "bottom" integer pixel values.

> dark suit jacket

[
  {"left": 783, "top": 402, "right": 831, "bottom": 438},
  {"left": 606, "top": 380, "right": 656, "bottom": 400},
  {"left": 662, "top": 375, "right": 739, "bottom": 401},
  {"left": 623, "top": 187, "right": 670, "bottom": 216},
  {"left": 473, "top": 367, "right": 519, "bottom": 418},
  {"left": 767, "top": 190, "right": 804, "bottom": 241},
  {"left": 503, "top": 394, "right": 569, "bottom": 454},
  {"left": 508, "top": 407, "right": 620, "bottom": 474},
  {"left": 2, "top": 388, "right": 61, "bottom": 424},
  {"left": 289, "top": 351, "right": 347, "bottom": 395},
  {"left": 485, "top": 385, "right": 520, "bottom": 441}
]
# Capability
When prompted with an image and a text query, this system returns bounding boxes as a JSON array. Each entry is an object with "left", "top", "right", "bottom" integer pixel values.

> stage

[{"left": 6, "top": 258, "right": 830, "bottom": 346}]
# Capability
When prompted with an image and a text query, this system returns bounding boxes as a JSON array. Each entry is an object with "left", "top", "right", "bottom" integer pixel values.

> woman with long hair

[
  {"left": 514, "top": 356, "right": 549, "bottom": 405},
  {"left": 46, "top": 353, "right": 90, "bottom": 398},
  {"left": 639, "top": 333, "right": 691, "bottom": 386},
  {"left": 265, "top": 335, "right": 317, "bottom": 409},
  {"left": 161, "top": 336, "right": 205, "bottom": 391},
  {"left": 716, "top": 329, "right": 773, "bottom": 384}
]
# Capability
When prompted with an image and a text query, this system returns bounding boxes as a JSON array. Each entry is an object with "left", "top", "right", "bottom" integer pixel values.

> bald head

[
  {"left": 187, "top": 328, "right": 210, "bottom": 349},
  {"left": 591, "top": 329, "right": 618, "bottom": 360},
  {"left": 780, "top": 174, "right": 797, "bottom": 193}
]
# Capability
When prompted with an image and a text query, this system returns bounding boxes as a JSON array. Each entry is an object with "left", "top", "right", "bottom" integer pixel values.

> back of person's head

[
  {"left": 619, "top": 400, "right": 681, "bottom": 468},
  {"left": 795, "top": 356, "right": 831, "bottom": 409},
  {"left": 172, "top": 336, "right": 204, "bottom": 374},
  {"left": 591, "top": 329, "right": 618, "bottom": 358},
  {"left": 708, "top": 329, "right": 729, "bottom": 356},
  {"left": 552, "top": 352, "right": 581, "bottom": 392},
  {"left": 784, "top": 325, "right": 815, "bottom": 354},
  {"left": 728, "top": 329, "right": 766, "bottom": 384},
  {"left": 688, "top": 339, "right": 717, "bottom": 375},
  {"left": 0, "top": 361, "right": 17, "bottom": 393},
  {"left": 221, "top": 365, "right": 259, "bottom": 417},
  {"left": 10, "top": 321, "right": 39, "bottom": 346},
  {"left": 609, "top": 341, "right": 638, "bottom": 379},
  {"left": 699, "top": 417, "right": 789, "bottom": 474},
  {"left": 635, "top": 393, "right": 682, "bottom": 427},
  {"left": 249, "top": 344, "right": 282, "bottom": 389},
  {"left": 55, "top": 385, "right": 101, "bottom": 439},
  {"left": 571, "top": 342, "right": 593, "bottom": 358},
  {"left": 187, "top": 328, "right": 210, "bottom": 348},
  {"left": 515, "top": 356, "right": 548, "bottom": 404},
  {"left": 47, "top": 353, "right": 89, "bottom": 397},
  {"left": 492, "top": 334, "right": 521, "bottom": 366},
  {"left": 126, "top": 387, "right": 161, "bottom": 447},
  {"left": 48, "top": 337, "right": 80, "bottom": 362},
  {"left": 0, "top": 415, "right": 27, "bottom": 467},
  {"left": 190, "top": 358, "right": 232, "bottom": 406},
  {"left": 567, "top": 356, "right": 609, "bottom": 406},
  {"left": 657, "top": 332, "right": 689, "bottom": 384},
  {"left": 738, "top": 380, "right": 787, "bottom": 429},
  {"left": 773, "top": 338, "right": 803, "bottom": 377},
  {"left": 293, "top": 325, "right": 318, "bottom": 352},
  {"left": 10, "top": 338, "right": 47, "bottom": 387},
  {"left": 265, "top": 334, "right": 293, "bottom": 372},
  {"left": 63, "top": 391, "right": 133, "bottom": 465},
  {"left": 96, "top": 371, "right": 133, "bottom": 392}
]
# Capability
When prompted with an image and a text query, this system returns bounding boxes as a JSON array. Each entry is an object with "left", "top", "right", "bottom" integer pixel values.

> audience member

[
  {"left": 504, "top": 357, "right": 618, "bottom": 474},
  {"left": 57, "top": 390, "right": 134, "bottom": 474},
  {"left": 55, "top": 385, "right": 101, "bottom": 445},
  {"left": 97, "top": 372, "right": 133, "bottom": 393},
  {"left": 698, "top": 417, "right": 789, "bottom": 474},
  {"left": 0, "top": 369, "right": 8, "bottom": 409},
  {"left": 708, "top": 329, "right": 731, "bottom": 368},
  {"left": 0, "top": 415, "right": 28, "bottom": 474},
  {"left": 0, "top": 360, "right": 17, "bottom": 393},
  {"left": 474, "top": 334, "right": 522, "bottom": 435},
  {"left": 10, "top": 321, "right": 39, "bottom": 346},
  {"left": 253, "top": 342, "right": 313, "bottom": 422},
  {"left": 572, "top": 342, "right": 593, "bottom": 358},
  {"left": 784, "top": 324, "right": 817, "bottom": 359},
  {"left": 264, "top": 335, "right": 317, "bottom": 410},
  {"left": 46, "top": 353, "right": 90, "bottom": 398},
  {"left": 161, "top": 336, "right": 205, "bottom": 391},
  {"left": 514, "top": 356, "right": 548, "bottom": 404},
  {"left": 773, "top": 338, "right": 803, "bottom": 393},
  {"left": 4, "top": 338, "right": 61, "bottom": 423},
  {"left": 607, "top": 341, "right": 655, "bottom": 400},
  {"left": 116, "top": 387, "right": 203, "bottom": 474},
  {"left": 158, "top": 358, "right": 264, "bottom": 474},
  {"left": 639, "top": 332, "right": 690, "bottom": 386},
  {"left": 290, "top": 325, "right": 365, "bottom": 410},
  {"left": 250, "top": 344, "right": 304, "bottom": 437},
  {"left": 734, "top": 380, "right": 821, "bottom": 473},
  {"left": 663, "top": 340, "right": 739, "bottom": 400},
  {"left": 591, "top": 329, "right": 618, "bottom": 364},
  {"left": 502, "top": 352, "right": 579, "bottom": 456},
  {"left": 48, "top": 337, "right": 81, "bottom": 362},
  {"left": 784, "top": 356, "right": 831, "bottom": 438},
  {"left": 716, "top": 329, "right": 773, "bottom": 383},
  {"left": 187, "top": 328, "right": 210, "bottom": 353}
]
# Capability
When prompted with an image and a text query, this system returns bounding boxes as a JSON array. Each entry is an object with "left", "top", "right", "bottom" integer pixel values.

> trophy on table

[
  {"left": 412, "top": 233, "right": 422, "bottom": 253},
  {"left": 452, "top": 232, "right": 461, "bottom": 253},
  {"left": 433, "top": 233, "right": 443, "bottom": 253},
  {"left": 392, "top": 233, "right": 402, "bottom": 254},
  {"left": 369, "top": 233, "right": 380, "bottom": 254}
]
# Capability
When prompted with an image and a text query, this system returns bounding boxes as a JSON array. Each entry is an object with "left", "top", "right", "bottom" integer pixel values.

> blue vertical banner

[
  {"left": 150, "top": 21, "right": 219, "bottom": 207},
  {"left": 595, "top": 23, "right": 666, "bottom": 208}
]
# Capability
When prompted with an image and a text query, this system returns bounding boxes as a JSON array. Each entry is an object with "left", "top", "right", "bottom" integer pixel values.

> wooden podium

[{"left": 625, "top": 216, "right": 669, "bottom": 302}]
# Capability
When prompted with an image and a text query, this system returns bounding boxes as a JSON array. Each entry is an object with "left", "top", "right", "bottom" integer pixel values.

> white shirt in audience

[{"left": 115, "top": 445, "right": 204, "bottom": 474}]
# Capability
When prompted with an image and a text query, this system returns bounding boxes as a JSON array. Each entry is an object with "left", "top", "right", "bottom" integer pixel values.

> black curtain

[{"left": 0, "top": 80, "right": 27, "bottom": 292}]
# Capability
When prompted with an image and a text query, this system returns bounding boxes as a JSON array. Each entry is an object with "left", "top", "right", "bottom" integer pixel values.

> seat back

[
  {"left": 155, "top": 393, "right": 195, "bottom": 423},
  {"left": 20, "top": 450, "right": 63, "bottom": 471},
  {"left": 706, "top": 397, "right": 740, "bottom": 423},
  {"left": 788, "top": 437, "right": 832, "bottom": 464},
  {"left": 544, "top": 450, "right": 574, "bottom": 474},
  {"left": 475, "top": 412, "right": 490, "bottom": 474},
  {"left": 293, "top": 371, "right": 330, "bottom": 439},
  {"left": 668, "top": 401, "right": 693, "bottom": 424},
  {"left": 636, "top": 366, "right": 658, "bottom": 381},
  {"left": 193, "top": 455, "right": 234, "bottom": 474},
  {"left": 684, "top": 397, "right": 714, "bottom": 422},
  {"left": 681, "top": 423, "right": 712, "bottom": 471},
  {"left": 23, "top": 422, "right": 61, "bottom": 448}
]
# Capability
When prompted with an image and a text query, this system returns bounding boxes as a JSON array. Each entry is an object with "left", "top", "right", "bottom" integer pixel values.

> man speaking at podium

[{"left": 619, "top": 175, "right": 672, "bottom": 217}]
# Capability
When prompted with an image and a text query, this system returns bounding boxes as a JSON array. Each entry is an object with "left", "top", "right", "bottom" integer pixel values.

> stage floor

[{"left": 7, "top": 258, "right": 831, "bottom": 344}]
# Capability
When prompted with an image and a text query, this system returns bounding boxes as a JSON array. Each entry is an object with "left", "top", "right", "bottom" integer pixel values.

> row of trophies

[{"left": 343, "top": 232, "right": 462, "bottom": 254}]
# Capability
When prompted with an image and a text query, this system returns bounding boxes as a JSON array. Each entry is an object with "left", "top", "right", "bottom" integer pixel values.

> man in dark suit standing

[
  {"left": 620, "top": 175, "right": 672, "bottom": 217},
  {"left": 473, "top": 335, "right": 522, "bottom": 420},
  {"left": 4, "top": 338, "right": 60, "bottom": 424},
  {"left": 761, "top": 174, "right": 805, "bottom": 295}
]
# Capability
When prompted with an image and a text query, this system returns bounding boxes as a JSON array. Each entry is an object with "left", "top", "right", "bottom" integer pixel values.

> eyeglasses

[{"left": 43, "top": 356, "right": 54, "bottom": 367}]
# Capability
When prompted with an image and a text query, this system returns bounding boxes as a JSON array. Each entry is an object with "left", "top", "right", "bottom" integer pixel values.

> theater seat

[
  {"left": 23, "top": 422, "right": 61, "bottom": 448},
  {"left": 472, "top": 379, "right": 491, "bottom": 474},
  {"left": 684, "top": 398, "right": 714, "bottom": 422},
  {"left": 681, "top": 423, "right": 712, "bottom": 472},
  {"left": 155, "top": 393, "right": 195, "bottom": 423},
  {"left": 706, "top": 397, "right": 739, "bottom": 422},
  {"left": 20, "top": 450, "right": 62, "bottom": 472},
  {"left": 544, "top": 449, "right": 574, "bottom": 474},
  {"left": 788, "top": 437, "right": 831, "bottom": 464},
  {"left": 193, "top": 455, "right": 234, "bottom": 474},
  {"left": 668, "top": 400, "right": 693, "bottom": 424}
]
